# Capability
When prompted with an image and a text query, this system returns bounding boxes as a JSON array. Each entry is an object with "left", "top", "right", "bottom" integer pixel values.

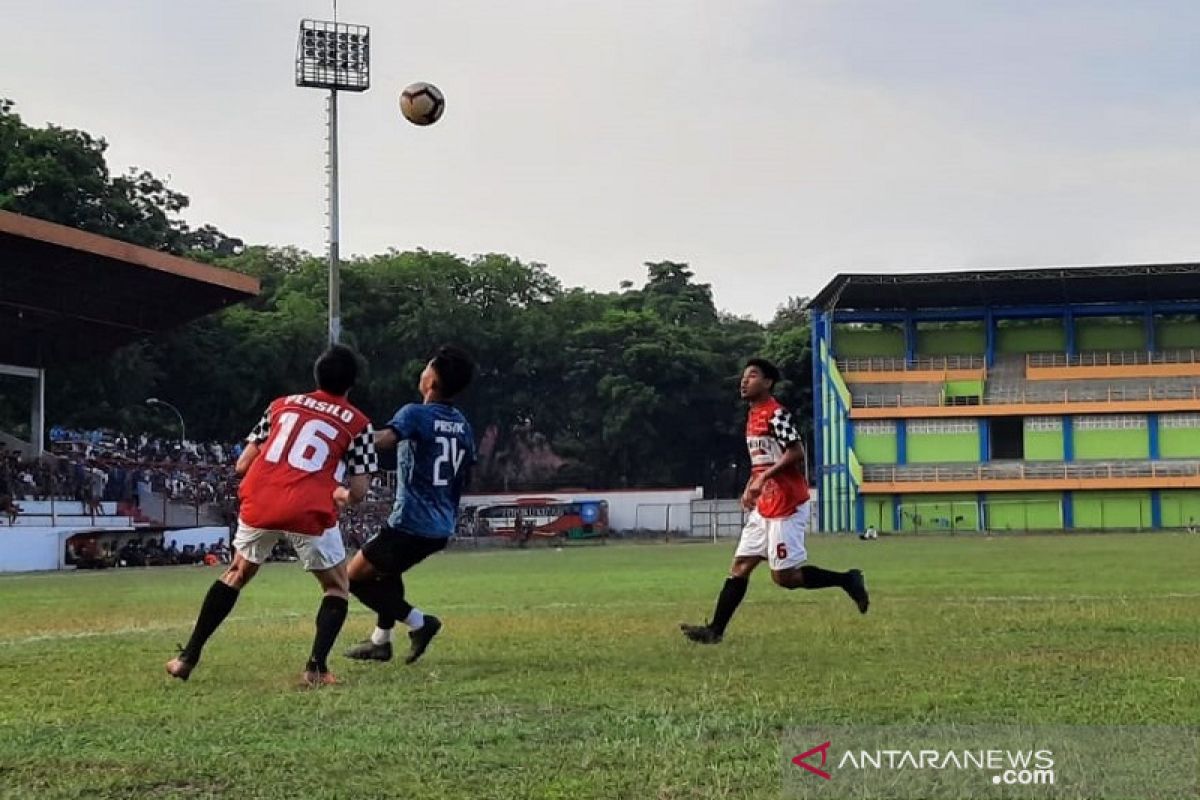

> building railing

[
  {"left": 839, "top": 355, "right": 985, "bottom": 372},
  {"left": 861, "top": 460, "right": 1200, "bottom": 484},
  {"left": 1027, "top": 349, "right": 1200, "bottom": 368},
  {"left": 854, "top": 384, "right": 1200, "bottom": 408}
]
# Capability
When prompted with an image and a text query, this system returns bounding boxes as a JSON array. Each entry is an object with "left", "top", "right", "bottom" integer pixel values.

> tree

[{"left": 0, "top": 99, "right": 241, "bottom": 256}]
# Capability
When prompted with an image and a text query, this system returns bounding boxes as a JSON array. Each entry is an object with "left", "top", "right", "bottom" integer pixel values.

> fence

[
  {"left": 863, "top": 459, "right": 1200, "bottom": 485},
  {"left": 838, "top": 355, "right": 985, "bottom": 372},
  {"left": 1028, "top": 349, "right": 1200, "bottom": 368}
]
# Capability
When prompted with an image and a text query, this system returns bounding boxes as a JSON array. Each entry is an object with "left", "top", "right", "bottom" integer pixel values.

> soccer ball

[{"left": 400, "top": 82, "right": 445, "bottom": 126}]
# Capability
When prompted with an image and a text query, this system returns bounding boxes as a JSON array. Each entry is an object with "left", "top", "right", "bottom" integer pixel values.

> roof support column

[{"left": 904, "top": 316, "right": 917, "bottom": 364}]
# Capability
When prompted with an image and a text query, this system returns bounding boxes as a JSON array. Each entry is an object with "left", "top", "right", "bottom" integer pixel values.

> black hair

[
  {"left": 744, "top": 357, "right": 781, "bottom": 386},
  {"left": 314, "top": 344, "right": 359, "bottom": 396},
  {"left": 430, "top": 344, "right": 475, "bottom": 399}
]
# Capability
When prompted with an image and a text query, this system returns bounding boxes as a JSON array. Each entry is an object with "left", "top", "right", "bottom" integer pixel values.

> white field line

[{"left": 2, "top": 593, "right": 1199, "bottom": 647}]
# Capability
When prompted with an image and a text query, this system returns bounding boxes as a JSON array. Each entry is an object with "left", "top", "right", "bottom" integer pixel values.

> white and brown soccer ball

[{"left": 400, "top": 82, "right": 445, "bottom": 126}]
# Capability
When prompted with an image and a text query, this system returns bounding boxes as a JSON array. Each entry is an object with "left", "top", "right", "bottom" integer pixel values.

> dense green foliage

[{"left": 1, "top": 101, "right": 810, "bottom": 491}]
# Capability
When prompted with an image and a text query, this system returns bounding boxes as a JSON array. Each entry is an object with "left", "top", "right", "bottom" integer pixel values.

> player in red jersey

[
  {"left": 681, "top": 358, "right": 869, "bottom": 644},
  {"left": 166, "top": 345, "right": 377, "bottom": 685}
]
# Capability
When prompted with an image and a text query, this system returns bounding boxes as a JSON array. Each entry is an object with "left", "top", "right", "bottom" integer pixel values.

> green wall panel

[
  {"left": 1160, "top": 426, "right": 1200, "bottom": 458},
  {"left": 1024, "top": 429, "right": 1064, "bottom": 460},
  {"left": 917, "top": 327, "right": 985, "bottom": 356},
  {"left": 863, "top": 497, "right": 895, "bottom": 532},
  {"left": 898, "top": 494, "right": 979, "bottom": 532},
  {"left": 1075, "top": 318, "right": 1146, "bottom": 351},
  {"left": 907, "top": 433, "right": 979, "bottom": 463},
  {"left": 1160, "top": 491, "right": 1200, "bottom": 528},
  {"left": 996, "top": 322, "right": 1066, "bottom": 354},
  {"left": 835, "top": 327, "right": 905, "bottom": 358},
  {"left": 984, "top": 492, "right": 1063, "bottom": 531},
  {"left": 1073, "top": 491, "right": 1152, "bottom": 529},
  {"left": 853, "top": 434, "right": 897, "bottom": 464},
  {"left": 1156, "top": 319, "right": 1200, "bottom": 350},
  {"left": 944, "top": 379, "right": 984, "bottom": 398},
  {"left": 1073, "top": 426, "right": 1149, "bottom": 459}
]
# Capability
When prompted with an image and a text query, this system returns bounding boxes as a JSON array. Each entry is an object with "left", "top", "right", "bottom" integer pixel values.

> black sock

[
  {"left": 182, "top": 581, "right": 240, "bottom": 662},
  {"left": 307, "top": 595, "right": 348, "bottom": 673},
  {"left": 710, "top": 576, "right": 749, "bottom": 635},
  {"left": 798, "top": 565, "right": 849, "bottom": 590}
]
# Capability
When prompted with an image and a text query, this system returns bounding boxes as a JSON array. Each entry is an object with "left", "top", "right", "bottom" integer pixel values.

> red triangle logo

[{"left": 792, "top": 741, "right": 833, "bottom": 780}]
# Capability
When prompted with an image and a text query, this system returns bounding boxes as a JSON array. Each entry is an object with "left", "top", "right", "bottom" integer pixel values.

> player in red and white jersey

[
  {"left": 167, "top": 345, "right": 377, "bottom": 685},
  {"left": 681, "top": 358, "right": 869, "bottom": 645}
]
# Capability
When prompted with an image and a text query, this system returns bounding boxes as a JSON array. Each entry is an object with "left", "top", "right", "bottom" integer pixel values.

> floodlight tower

[{"left": 296, "top": 18, "right": 370, "bottom": 345}]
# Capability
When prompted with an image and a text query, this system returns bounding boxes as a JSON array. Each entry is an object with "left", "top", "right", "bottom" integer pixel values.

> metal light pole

[
  {"left": 146, "top": 398, "right": 186, "bottom": 444},
  {"left": 296, "top": 18, "right": 370, "bottom": 345}
]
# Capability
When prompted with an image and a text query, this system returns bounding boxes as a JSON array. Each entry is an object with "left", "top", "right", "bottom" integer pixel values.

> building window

[
  {"left": 1161, "top": 414, "right": 1200, "bottom": 429},
  {"left": 855, "top": 420, "right": 897, "bottom": 435},
  {"left": 908, "top": 419, "right": 979, "bottom": 435},
  {"left": 1024, "top": 417, "right": 1062, "bottom": 432},
  {"left": 1072, "top": 415, "right": 1147, "bottom": 430}
]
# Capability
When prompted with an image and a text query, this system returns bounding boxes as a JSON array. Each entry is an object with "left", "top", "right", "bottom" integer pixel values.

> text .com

[{"left": 993, "top": 769, "right": 1056, "bottom": 786}]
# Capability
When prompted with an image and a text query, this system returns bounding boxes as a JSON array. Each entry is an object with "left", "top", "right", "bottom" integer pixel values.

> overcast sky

[{"left": 5, "top": 0, "right": 1200, "bottom": 319}]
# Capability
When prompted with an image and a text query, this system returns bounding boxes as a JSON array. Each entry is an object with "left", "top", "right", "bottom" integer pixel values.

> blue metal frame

[
  {"left": 1062, "top": 416, "right": 1074, "bottom": 462},
  {"left": 896, "top": 419, "right": 907, "bottom": 465},
  {"left": 1149, "top": 413, "right": 1161, "bottom": 460},
  {"left": 1151, "top": 489, "right": 1163, "bottom": 529},
  {"left": 1063, "top": 490, "right": 1074, "bottom": 529}
]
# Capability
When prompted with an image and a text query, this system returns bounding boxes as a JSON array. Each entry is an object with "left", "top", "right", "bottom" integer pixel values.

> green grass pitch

[{"left": 1, "top": 534, "right": 1197, "bottom": 799}]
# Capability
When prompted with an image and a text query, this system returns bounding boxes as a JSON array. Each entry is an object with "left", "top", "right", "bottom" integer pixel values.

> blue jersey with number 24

[{"left": 386, "top": 402, "right": 476, "bottom": 538}]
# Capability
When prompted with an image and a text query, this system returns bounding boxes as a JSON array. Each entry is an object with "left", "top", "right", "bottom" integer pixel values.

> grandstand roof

[
  {"left": 0, "top": 211, "right": 259, "bottom": 367},
  {"left": 808, "top": 263, "right": 1200, "bottom": 312}
]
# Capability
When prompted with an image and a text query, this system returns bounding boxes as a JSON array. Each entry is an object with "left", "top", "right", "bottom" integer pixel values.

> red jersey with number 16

[
  {"left": 239, "top": 391, "right": 377, "bottom": 536},
  {"left": 746, "top": 396, "right": 809, "bottom": 519}
]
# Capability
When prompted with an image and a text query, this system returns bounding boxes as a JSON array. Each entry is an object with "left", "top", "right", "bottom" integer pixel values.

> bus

[{"left": 465, "top": 497, "right": 609, "bottom": 541}]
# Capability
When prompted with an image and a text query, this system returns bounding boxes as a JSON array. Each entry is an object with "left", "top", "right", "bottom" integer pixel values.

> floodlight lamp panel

[{"left": 295, "top": 18, "right": 370, "bottom": 91}]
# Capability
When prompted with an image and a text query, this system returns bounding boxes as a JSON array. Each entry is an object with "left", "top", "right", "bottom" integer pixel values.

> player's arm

[
  {"left": 755, "top": 439, "right": 806, "bottom": 484},
  {"left": 335, "top": 424, "right": 379, "bottom": 508},
  {"left": 236, "top": 408, "right": 273, "bottom": 476},
  {"left": 373, "top": 405, "right": 418, "bottom": 452},
  {"left": 235, "top": 442, "right": 260, "bottom": 477}
]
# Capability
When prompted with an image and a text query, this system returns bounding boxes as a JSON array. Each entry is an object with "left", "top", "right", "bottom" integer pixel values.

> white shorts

[
  {"left": 734, "top": 503, "right": 809, "bottom": 570},
  {"left": 233, "top": 519, "right": 346, "bottom": 572}
]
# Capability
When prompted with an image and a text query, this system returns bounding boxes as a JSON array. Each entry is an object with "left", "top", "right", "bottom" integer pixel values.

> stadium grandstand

[
  {"left": 809, "top": 263, "right": 1200, "bottom": 534},
  {"left": 0, "top": 210, "right": 258, "bottom": 570}
]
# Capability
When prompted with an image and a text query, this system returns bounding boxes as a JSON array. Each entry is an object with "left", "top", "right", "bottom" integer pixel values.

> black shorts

[{"left": 361, "top": 525, "right": 448, "bottom": 576}]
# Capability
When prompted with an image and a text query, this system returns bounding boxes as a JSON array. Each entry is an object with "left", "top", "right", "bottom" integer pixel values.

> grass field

[{"left": 1, "top": 533, "right": 1198, "bottom": 799}]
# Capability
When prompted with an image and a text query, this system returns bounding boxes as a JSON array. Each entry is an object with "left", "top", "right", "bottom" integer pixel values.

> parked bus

[{"left": 464, "top": 497, "right": 608, "bottom": 541}]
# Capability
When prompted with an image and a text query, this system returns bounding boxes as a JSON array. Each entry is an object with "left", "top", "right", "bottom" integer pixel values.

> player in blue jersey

[{"left": 344, "top": 345, "right": 476, "bottom": 665}]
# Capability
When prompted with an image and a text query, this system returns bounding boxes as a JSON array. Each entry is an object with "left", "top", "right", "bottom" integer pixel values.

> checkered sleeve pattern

[
  {"left": 769, "top": 408, "right": 802, "bottom": 447},
  {"left": 345, "top": 423, "right": 379, "bottom": 475},
  {"left": 247, "top": 410, "right": 271, "bottom": 445}
]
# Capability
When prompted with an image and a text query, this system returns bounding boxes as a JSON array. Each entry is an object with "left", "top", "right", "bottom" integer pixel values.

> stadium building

[{"left": 808, "top": 265, "right": 1200, "bottom": 533}]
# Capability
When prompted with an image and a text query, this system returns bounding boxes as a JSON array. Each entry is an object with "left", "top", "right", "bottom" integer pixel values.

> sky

[{"left": 5, "top": 0, "right": 1200, "bottom": 319}]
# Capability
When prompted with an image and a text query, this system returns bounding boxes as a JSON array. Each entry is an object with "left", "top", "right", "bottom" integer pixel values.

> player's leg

[
  {"left": 166, "top": 523, "right": 268, "bottom": 680},
  {"left": 681, "top": 512, "right": 768, "bottom": 644},
  {"left": 768, "top": 505, "right": 869, "bottom": 614},
  {"left": 291, "top": 527, "right": 350, "bottom": 686},
  {"left": 345, "top": 527, "right": 445, "bottom": 664}
]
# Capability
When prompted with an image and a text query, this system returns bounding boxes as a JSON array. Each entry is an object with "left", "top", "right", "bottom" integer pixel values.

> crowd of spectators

[{"left": 4, "top": 428, "right": 410, "bottom": 564}]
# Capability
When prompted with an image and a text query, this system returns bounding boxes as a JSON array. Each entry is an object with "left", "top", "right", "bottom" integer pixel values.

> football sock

[
  {"left": 370, "top": 626, "right": 394, "bottom": 645},
  {"left": 404, "top": 608, "right": 425, "bottom": 631},
  {"left": 798, "top": 565, "right": 848, "bottom": 590},
  {"left": 349, "top": 579, "right": 394, "bottom": 628},
  {"left": 182, "top": 581, "right": 240, "bottom": 662},
  {"left": 710, "top": 575, "right": 749, "bottom": 635},
  {"left": 307, "top": 595, "right": 348, "bottom": 673}
]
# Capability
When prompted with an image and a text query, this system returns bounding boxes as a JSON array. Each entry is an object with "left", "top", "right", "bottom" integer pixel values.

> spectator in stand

[{"left": 1, "top": 494, "right": 21, "bottom": 526}]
